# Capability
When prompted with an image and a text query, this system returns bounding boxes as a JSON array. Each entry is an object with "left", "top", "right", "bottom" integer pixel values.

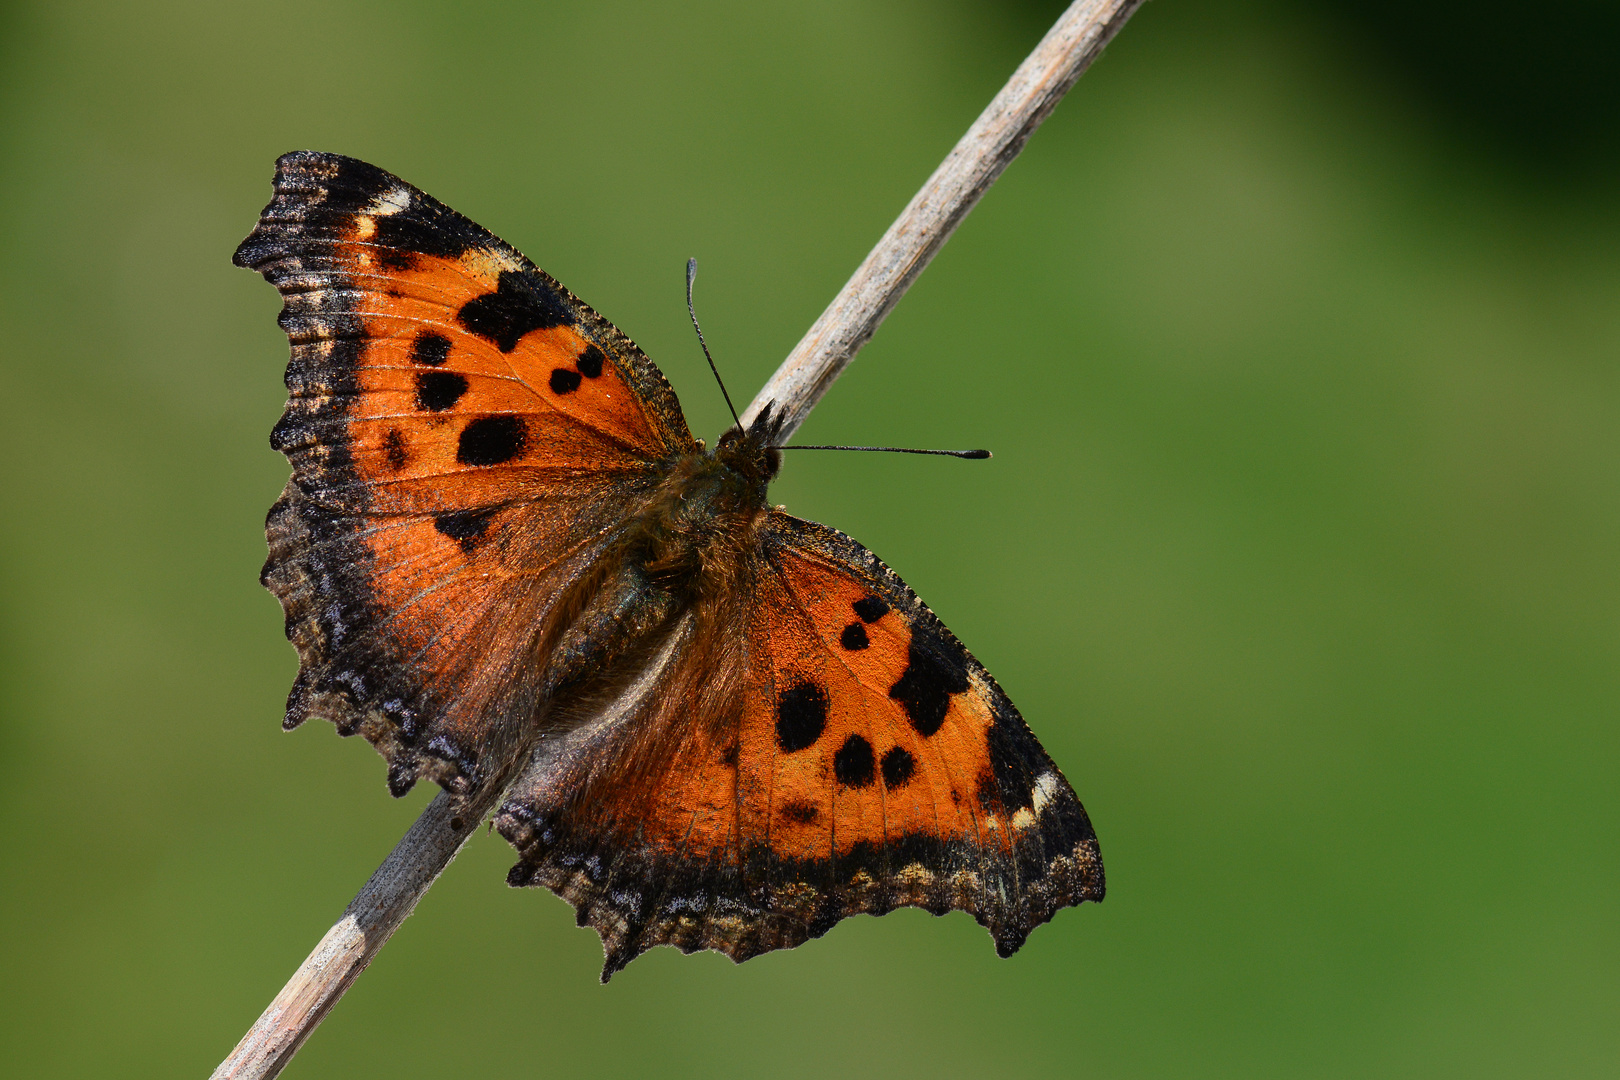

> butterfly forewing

[{"left": 237, "top": 151, "right": 697, "bottom": 798}]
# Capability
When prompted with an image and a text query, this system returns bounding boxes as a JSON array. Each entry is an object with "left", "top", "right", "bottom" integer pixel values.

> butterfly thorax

[
  {"left": 637, "top": 424, "right": 781, "bottom": 587},
  {"left": 538, "top": 425, "right": 779, "bottom": 702}
]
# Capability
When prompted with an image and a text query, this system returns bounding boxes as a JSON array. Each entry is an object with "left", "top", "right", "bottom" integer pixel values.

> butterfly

[{"left": 234, "top": 151, "right": 1104, "bottom": 981}]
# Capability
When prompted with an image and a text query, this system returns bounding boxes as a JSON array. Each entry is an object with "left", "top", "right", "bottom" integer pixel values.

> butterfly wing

[
  {"left": 497, "top": 510, "right": 1103, "bottom": 980},
  {"left": 235, "top": 151, "right": 698, "bottom": 800}
]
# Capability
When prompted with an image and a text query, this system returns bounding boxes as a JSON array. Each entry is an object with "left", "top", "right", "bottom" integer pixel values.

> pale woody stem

[
  {"left": 211, "top": 2, "right": 1145, "bottom": 1076},
  {"left": 743, "top": 0, "right": 1145, "bottom": 443}
]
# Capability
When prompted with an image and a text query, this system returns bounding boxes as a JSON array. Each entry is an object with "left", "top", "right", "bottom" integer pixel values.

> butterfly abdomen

[
  {"left": 539, "top": 567, "right": 661, "bottom": 685},
  {"left": 529, "top": 442, "right": 769, "bottom": 710}
]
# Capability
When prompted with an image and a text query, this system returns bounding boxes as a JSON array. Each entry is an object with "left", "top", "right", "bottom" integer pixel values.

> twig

[
  {"left": 209, "top": 790, "right": 489, "bottom": 1079},
  {"left": 211, "top": 2, "right": 1143, "bottom": 1076},
  {"left": 744, "top": 0, "right": 1145, "bottom": 442}
]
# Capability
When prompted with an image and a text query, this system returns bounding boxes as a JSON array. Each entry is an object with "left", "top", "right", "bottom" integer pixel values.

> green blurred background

[{"left": 2, "top": 0, "right": 1616, "bottom": 1075}]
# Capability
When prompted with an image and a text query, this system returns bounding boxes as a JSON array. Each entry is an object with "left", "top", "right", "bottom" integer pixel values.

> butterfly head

[{"left": 713, "top": 402, "right": 785, "bottom": 495}]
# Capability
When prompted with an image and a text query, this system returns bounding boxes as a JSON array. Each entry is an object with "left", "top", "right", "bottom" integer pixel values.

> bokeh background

[{"left": 2, "top": 0, "right": 1616, "bottom": 1076}]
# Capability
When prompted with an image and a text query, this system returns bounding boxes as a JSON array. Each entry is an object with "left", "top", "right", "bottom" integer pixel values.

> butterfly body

[
  {"left": 528, "top": 417, "right": 780, "bottom": 717},
  {"left": 237, "top": 152, "right": 1103, "bottom": 980}
]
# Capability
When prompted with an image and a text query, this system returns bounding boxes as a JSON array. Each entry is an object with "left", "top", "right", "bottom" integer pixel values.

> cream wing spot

[
  {"left": 460, "top": 246, "right": 525, "bottom": 278},
  {"left": 368, "top": 186, "right": 412, "bottom": 216},
  {"left": 896, "top": 863, "right": 935, "bottom": 888},
  {"left": 1031, "top": 771, "right": 1061, "bottom": 815}
]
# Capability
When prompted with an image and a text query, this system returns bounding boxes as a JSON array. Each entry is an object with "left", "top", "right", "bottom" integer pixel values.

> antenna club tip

[{"left": 968, "top": 449, "right": 992, "bottom": 460}]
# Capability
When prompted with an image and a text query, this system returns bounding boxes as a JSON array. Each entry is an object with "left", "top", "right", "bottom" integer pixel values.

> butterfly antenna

[
  {"left": 775, "top": 445, "right": 991, "bottom": 459},
  {"left": 686, "top": 258, "right": 741, "bottom": 430}
]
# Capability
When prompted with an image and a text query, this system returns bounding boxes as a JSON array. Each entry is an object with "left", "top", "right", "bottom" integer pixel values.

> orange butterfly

[{"left": 235, "top": 151, "right": 1104, "bottom": 981}]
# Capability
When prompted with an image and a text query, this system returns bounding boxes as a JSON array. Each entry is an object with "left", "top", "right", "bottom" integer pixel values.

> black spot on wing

[
  {"left": 433, "top": 508, "right": 496, "bottom": 552},
  {"left": 839, "top": 622, "right": 869, "bottom": 650},
  {"left": 889, "top": 630, "right": 970, "bottom": 737},
  {"left": 456, "top": 415, "right": 527, "bottom": 466},
  {"left": 383, "top": 428, "right": 408, "bottom": 472},
  {"left": 975, "top": 768, "right": 1000, "bottom": 812},
  {"left": 415, "top": 370, "right": 468, "bottom": 411},
  {"left": 779, "top": 801, "right": 818, "bottom": 825},
  {"left": 371, "top": 206, "right": 473, "bottom": 264},
  {"left": 377, "top": 247, "right": 417, "bottom": 272},
  {"left": 576, "top": 345, "right": 605, "bottom": 378},
  {"left": 458, "top": 270, "right": 568, "bottom": 352},
  {"left": 881, "top": 746, "right": 915, "bottom": 789},
  {"left": 853, "top": 596, "right": 889, "bottom": 623},
  {"left": 411, "top": 331, "right": 452, "bottom": 367},
  {"left": 775, "top": 680, "right": 827, "bottom": 753},
  {"left": 985, "top": 706, "right": 1045, "bottom": 814},
  {"left": 549, "top": 367, "right": 583, "bottom": 394},
  {"left": 833, "top": 734, "right": 875, "bottom": 788}
]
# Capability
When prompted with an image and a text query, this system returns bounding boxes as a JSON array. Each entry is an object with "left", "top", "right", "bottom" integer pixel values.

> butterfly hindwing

[
  {"left": 497, "top": 511, "right": 1103, "bottom": 979},
  {"left": 236, "top": 151, "right": 698, "bottom": 800},
  {"left": 754, "top": 513, "right": 1104, "bottom": 934}
]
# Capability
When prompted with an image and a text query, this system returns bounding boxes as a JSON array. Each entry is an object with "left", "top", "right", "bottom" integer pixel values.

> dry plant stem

[
  {"left": 214, "top": 631, "right": 682, "bottom": 1080},
  {"left": 212, "top": 2, "right": 1143, "bottom": 1076},
  {"left": 208, "top": 789, "right": 491, "bottom": 1079},
  {"left": 743, "top": 0, "right": 1146, "bottom": 442}
]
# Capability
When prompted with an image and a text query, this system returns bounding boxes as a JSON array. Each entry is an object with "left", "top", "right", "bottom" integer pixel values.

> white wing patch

[
  {"left": 367, "top": 186, "right": 412, "bottom": 217},
  {"left": 1031, "top": 771, "right": 1061, "bottom": 815}
]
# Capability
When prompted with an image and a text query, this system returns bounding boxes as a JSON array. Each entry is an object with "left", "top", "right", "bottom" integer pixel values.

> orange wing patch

[
  {"left": 497, "top": 511, "right": 1103, "bottom": 980},
  {"left": 337, "top": 261, "right": 675, "bottom": 495},
  {"left": 748, "top": 547, "right": 1006, "bottom": 875}
]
